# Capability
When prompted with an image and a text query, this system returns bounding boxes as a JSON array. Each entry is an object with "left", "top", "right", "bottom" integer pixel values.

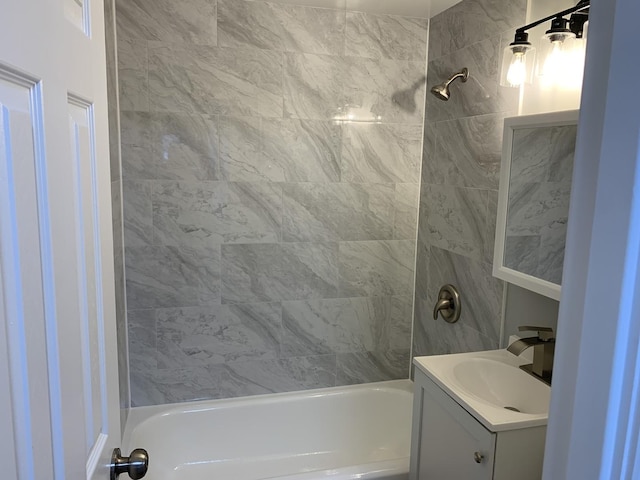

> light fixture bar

[{"left": 513, "top": 0, "right": 590, "bottom": 38}]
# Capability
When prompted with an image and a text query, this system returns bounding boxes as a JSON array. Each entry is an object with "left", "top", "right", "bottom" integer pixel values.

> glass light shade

[
  {"left": 538, "top": 31, "right": 586, "bottom": 89},
  {"left": 500, "top": 44, "right": 536, "bottom": 88}
]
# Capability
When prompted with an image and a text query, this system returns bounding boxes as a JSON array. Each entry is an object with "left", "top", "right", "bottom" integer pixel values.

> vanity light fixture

[{"left": 500, "top": 0, "right": 590, "bottom": 88}]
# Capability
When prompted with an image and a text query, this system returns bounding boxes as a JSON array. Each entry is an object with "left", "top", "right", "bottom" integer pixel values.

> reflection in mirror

[
  {"left": 505, "top": 124, "right": 577, "bottom": 284},
  {"left": 493, "top": 110, "right": 579, "bottom": 300}
]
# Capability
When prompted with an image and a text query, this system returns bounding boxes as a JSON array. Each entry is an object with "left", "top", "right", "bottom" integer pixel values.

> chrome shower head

[{"left": 430, "top": 68, "right": 469, "bottom": 101}]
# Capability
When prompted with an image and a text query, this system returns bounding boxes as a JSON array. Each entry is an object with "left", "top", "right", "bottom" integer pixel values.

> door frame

[{"left": 543, "top": 0, "right": 640, "bottom": 478}]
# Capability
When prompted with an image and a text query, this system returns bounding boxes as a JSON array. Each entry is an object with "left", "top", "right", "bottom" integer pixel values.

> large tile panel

[
  {"left": 149, "top": 43, "right": 284, "bottom": 117},
  {"left": 428, "top": 0, "right": 526, "bottom": 60},
  {"left": 341, "top": 123, "right": 422, "bottom": 183},
  {"left": 218, "top": 0, "right": 345, "bottom": 55},
  {"left": 125, "top": 245, "right": 220, "bottom": 309},
  {"left": 336, "top": 349, "right": 410, "bottom": 385},
  {"left": 282, "top": 183, "right": 396, "bottom": 242},
  {"left": 221, "top": 243, "right": 339, "bottom": 303},
  {"left": 345, "top": 57, "right": 426, "bottom": 125},
  {"left": 116, "top": 0, "right": 217, "bottom": 45},
  {"left": 155, "top": 303, "right": 281, "bottom": 368},
  {"left": 280, "top": 295, "right": 412, "bottom": 357},
  {"left": 153, "top": 181, "right": 282, "bottom": 246},
  {"left": 425, "top": 36, "right": 518, "bottom": 123},
  {"left": 345, "top": 12, "right": 428, "bottom": 61},
  {"left": 284, "top": 53, "right": 346, "bottom": 121},
  {"left": 338, "top": 240, "right": 415, "bottom": 297}
]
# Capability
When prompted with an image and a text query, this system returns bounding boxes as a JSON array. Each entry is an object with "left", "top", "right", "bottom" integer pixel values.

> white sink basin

[{"left": 414, "top": 349, "right": 551, "bottom": 431}]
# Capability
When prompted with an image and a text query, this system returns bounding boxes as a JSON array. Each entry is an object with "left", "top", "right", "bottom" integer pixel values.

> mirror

[{"left": 493, "top": 110, "right": 579, "bottom": 300}]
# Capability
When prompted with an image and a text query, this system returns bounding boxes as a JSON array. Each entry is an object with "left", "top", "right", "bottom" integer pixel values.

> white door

[{"left": 0, "top": 0, "right": 121, "bottom": 479}]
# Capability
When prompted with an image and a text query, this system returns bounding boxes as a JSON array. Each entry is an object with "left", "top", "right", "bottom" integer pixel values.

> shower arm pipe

[
  {"left": 442, "top": 69, "right": 468, "bottom": 88},
  {"left": 514, "top": 0, "right": 590, "bottom": 38}
]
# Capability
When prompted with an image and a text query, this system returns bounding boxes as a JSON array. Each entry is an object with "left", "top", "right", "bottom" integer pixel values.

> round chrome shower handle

[{"left": 110, "top": 448, "right": 149, "bottom": 480}]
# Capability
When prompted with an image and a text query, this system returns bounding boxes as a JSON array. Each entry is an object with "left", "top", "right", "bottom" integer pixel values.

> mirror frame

[{"left": 493, "top": 109, "right": 580, "bottom": 301}]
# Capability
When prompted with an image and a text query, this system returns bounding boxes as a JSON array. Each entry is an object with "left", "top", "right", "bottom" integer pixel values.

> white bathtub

[{"left": 123, "top": 380, "right": 413, "bottom": 480}]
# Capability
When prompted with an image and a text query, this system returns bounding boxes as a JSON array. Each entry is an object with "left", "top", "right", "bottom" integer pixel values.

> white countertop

[{"left": 414, "top": 349, "right": 551, "bottom": 432}]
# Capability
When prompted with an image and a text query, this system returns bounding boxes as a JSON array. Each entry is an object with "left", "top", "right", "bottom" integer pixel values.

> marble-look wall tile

[
  {"left": 549, "top": 125, "right": 577, "bottom": 182},
  {"left": 215, "top": 355, "right": 337, "bottom": 397},
  {"left": 504, "top": 235, "right": 540, "bottom": 277},
  {"left": 122, "top": 179, "right": 154, "bottom": 247},
  {"left": 151, "top": 113, "right": 220, "bottom": 181},
  {"left": 393, "top": 183, "right": 420, "bottom": 240},
  {"left": 121, "top": 144, "right": 156, "bottom": 180},
  {"left": 284, "top": 53, "right": 346, "bottom": 121},
  {"left": 281, "top": 295, "right": 411, "bottom": 357},
  {"left": 341, "top": 123, "right": 422, "bottom": 183},
  {"left": 511, "top": 127, "right": 552, "bottom": 183},
  {"left": 132, "top": 354, "right": 337, "bottom": 406},
  {"left": 130, "top": 366, "right": 220, "bottom": 406},
  {"left": 282, "top": 183, "right": 395, "bottom": 242},
  {"left": 262, "top": 119, "right": 342, "bottom": 182},
  {"left": 117, "top": 0, "right": 429, "bottom": 404},
  {"left": 421, "top": 122, "right": 436, "bottom": 185},
  {"left": 153, "top": 181, "right": 282, "bottom": 246},
  {"left": 155, "top": 303, "right": 281, "bottom": 368},
  {"left": 219, "top": 116, "right": 263, "bottom": 181},
  {"left": 412, "top": 298, "right": 498, "bottom": 357},
  {"left": 413, "top": 0, "right": 523, "bottom": 365},
  {"left": 382, "top": 295, "right": 414, "bottom": 350},
  {"left": 336, "top": 349, "right": 410, "bottom": 385},
  {"left": 128, "top": 309, "right": 158, "bottom": 371},
  {"left": 413, "top": 239, "right": 429, "bottom": 303},
  {"left": 149, "top": 43, "right": 283, "bottom": 118},
  {"left": 345, "top": 12, "right": 428, "bottom": 62},
  {"left": 425, "top": 36, "right": 518, "bottom": 123},
  {"left": 427, "top": 247, "right": 503, "bottom": 340},
  {"left": 116, "top": 0, "right": 217, "bottom": 45},
  {"left": 506, "top": 182, "right": 571, "bottom": 237},
  {"left": 119, "top": 111, "right": 154, "bottom": 181},
  {"left": 345, "top": 57, "right": 426, "bottom": 124},
  {"left": 117, "top": 39, "right": 148, "bottom": 112},
  {"left": 427, "top": 0, "right": 526, "bottom": 60},
  {"left": 338, "top": 240, "right": 415, "bottom": 297},
  {"left": 120, "top": 111, "right": 152, "bottom": 147},
  {"left": 220, "top": 117, "right": 342, "bottom": 182},
  {"left": 221, "top": 243, "right": 339, "bottom": 304},
  {"left": 218, "top": 0, "right": 345, "bottom": 56},
  {"left": 125, "top": 245, "right": 220, "bottom": 309},
  {"left": 538, "top": 232, "right": 565, "bottom": 285},
  {"left": 428, "top": 114, "right": 507, "bottom": 190},
  {"left": 424, "top": 185, "right": 488, "bottom": 261}
]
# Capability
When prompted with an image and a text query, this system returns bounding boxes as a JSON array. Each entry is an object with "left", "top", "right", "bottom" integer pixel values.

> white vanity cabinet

[{"left": 410, "top": 368, "right": 547, "bottom": 480}]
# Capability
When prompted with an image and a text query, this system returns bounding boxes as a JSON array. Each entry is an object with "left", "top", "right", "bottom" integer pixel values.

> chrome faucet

[{"left": 507, "top": 326, "right": 555, "bottom": 385}]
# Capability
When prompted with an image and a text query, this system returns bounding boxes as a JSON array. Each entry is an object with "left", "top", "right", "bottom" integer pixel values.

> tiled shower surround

[
  {"left": 116, "top": 0, "right": 428, "bottom": 406},
  {"left": 412, "top": 0, "right": 527, "bottom": 356}
]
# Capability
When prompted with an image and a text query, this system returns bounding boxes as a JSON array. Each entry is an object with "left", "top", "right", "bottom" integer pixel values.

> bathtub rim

[{"left": 122, "top": 378, "right": 413, "bottom": 451}]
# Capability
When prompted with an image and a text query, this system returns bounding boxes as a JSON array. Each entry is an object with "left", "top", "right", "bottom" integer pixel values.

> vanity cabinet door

[{"left": 411, "top": 371, "right": 496, "bottom": 480}]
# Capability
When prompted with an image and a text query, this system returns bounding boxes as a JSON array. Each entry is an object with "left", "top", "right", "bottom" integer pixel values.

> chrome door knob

[
  {"left": 111, "top": 448, "right": 149, "bottom": 480},
  {"left": 474, "top": 451, "right": 484, "bottom": 464}
]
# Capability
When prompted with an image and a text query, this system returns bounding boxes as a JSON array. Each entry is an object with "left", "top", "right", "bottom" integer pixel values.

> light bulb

[
  {"left": 506, "top": 53, "right": 527, "bottom": 87},
  {"left": 542, "top": 40, "right": 564, "bottom": 79},
  {"left": 500, "top": 43, "right": 535, "bottom": 87}
]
